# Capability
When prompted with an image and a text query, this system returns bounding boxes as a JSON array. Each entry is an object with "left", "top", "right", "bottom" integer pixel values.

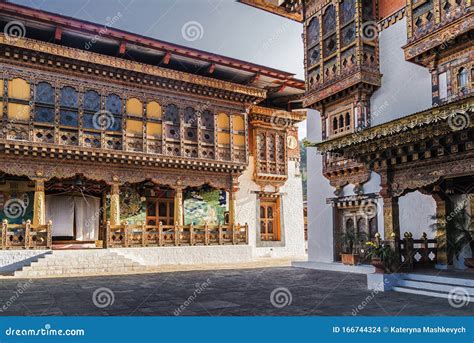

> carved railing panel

[
  {"left": 106, "top": 222, "right": 248, "bottom": 248},
  {"left": 399, "top": 233, "right": 438, "bottom": 271},
  {"left": 1, "top": 220, "right": 52, "bottom": 249}
]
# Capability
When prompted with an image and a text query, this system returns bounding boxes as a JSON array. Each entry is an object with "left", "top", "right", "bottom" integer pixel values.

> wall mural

[
  {"left": 119, "top": 186, "right": 146, "bottom": 224},
  {"left": 184, "top": 186, "right": 227, "bottom": 225},
  {"left": 0, "top": 192, "right": 34, "bottom": 224}
]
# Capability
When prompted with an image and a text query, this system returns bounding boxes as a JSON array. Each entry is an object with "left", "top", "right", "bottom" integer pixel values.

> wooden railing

[
  {"left": 1, "top": 219, "right": 52, "bottom": 249},
  {"left": 105, "top": 221, "right": 249, "bottom": 248},
  {"left": 399, "top": 232, "right": 437, "bottom": 271}
]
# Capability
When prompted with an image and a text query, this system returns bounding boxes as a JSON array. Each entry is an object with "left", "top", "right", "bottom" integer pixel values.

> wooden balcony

[
  {"left": 105, "top": 221, "right": 249, "bottom": 248},
  {"left": 1, "top": 219, "right": 52, "bottom": 249}
]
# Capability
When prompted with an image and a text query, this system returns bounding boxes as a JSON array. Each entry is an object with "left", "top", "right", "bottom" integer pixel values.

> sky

[{"left": 10, "top": 0, "right": 307, "bottom": 137}]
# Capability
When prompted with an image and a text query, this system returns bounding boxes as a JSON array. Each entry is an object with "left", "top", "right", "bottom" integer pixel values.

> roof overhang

[{"left": 310, "top": 96, "right": 474, "bottom": 155}]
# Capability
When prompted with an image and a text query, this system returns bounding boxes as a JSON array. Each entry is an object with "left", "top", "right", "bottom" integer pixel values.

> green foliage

[{"left": 430, "top": 202, "right": 472, "bottom": 259}]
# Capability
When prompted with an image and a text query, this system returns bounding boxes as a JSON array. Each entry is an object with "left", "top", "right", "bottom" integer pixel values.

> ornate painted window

[
  {"left": 125, "top": 98, "right": 143, "bottom": 137},
  {"left": 7, "top": 78, "right": 31, "bottom": 122},
  {"left": 362, "top": 0, "right": 375, "bottom": 21},
  {"left": 164, "top": 104, "right": 180, "bottom": 140},
  {"left": 83, "top": 90, "right": 101, "bottom": 129},
  {"left": 259, "top": 197, "right": 281, "bottom": 241},
  {"left": 340, "top": 0, "right": 356, "bottom": 48},
  {"left": 307, "top": 16, "right": 321, "bottom": 68},
  {"left": 255, "top": 129, "right": 286, "bottom": 176},
  {"left": 217, "top": 112, "right": 231, "bottom": 160},
  {"left": 322, "top": 5, "right": 337, "bottom": 57},
  {"left": 184, "top": 107, "right": 197, "bottom": 142},
  {"left": 34, "top": 82, "right": 55, "bottom": 123},
  {"left": 458, "top": 67, "right": 468, "bottom": 91},
  {"left": 307, "top": 17, "right": 320, "bottom": 47},
  {"left": 59, "top": 86, "right": 79, "bottom": 127},
  {"left": 146, "top": 101, "right": 163, "bottom": 138},
  {"left": 105, "top": 94, "right": 122, "bottom": 131}
]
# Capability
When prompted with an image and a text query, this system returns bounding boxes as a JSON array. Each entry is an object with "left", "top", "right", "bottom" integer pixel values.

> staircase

[
  {"left": 392, "top": 273, "right": 474, "bottom": 302},
  {"left": 13, "top": 250, "right": 153, "bottom": 278}
]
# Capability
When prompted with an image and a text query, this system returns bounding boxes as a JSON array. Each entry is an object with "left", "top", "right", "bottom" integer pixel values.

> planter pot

[
  {"left": 371, "top": 258, "right": 385, "bottom": 273},
  {"left": 464, "top": 258, "right": 474, "bottom": 269},
  {"left": 341, "top": 253, "right": 359, "bottom": 266}
]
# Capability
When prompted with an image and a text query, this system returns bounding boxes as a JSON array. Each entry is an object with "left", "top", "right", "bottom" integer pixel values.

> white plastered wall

[{"left": 235, "top": 156, "right": 306, "bottom": 258}]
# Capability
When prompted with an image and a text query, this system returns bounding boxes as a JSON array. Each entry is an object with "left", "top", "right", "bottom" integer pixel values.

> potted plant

[
  {"left": 365, "top": 240, "right": 394, "bottom": 273},
  {"left": 340, "top": 229, "right": 365, "bottom": 265},
  {"left": 430, "top": 205, "right": 473, "bottom": 269}
]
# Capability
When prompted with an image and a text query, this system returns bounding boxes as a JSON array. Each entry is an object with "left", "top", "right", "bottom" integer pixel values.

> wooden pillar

[
  {"left": 228, "top": 176, "right": 239, "bottom": 227},
  {"left": 173, "top": 181, "right": 184, "bottom": 226},
  {"left": 110, "top": 182, "right": 121, "bottom": 227},
  {"left": 433, "top": 193, "right": 449, "bottom": 269},
  {"left": 32, "top": 178, "right": 46, "bottom": 226},
  {"left": 382, "top": 196, "right": 400, "bottom": 240}
]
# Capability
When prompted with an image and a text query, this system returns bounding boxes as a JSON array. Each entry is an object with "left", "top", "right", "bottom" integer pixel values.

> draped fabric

[
  {"left": 46, "top": 195, "right": 100, "bottom": 241},
  {"left": 46, "top": 195, "right": 74, "bottom": 237},
  {"left": 74, "top": 196, "right": 100, "bottom": 241}
]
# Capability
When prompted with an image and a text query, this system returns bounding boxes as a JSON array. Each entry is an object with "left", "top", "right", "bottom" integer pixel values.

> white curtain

[
  {"left": 46, "top": 195, "right": 74, "bottom": 237},
  {"left": 46, "top": 194, "right": 100, "bottom": 241},
  {"left": 74, "top": 196, "right": 100, "bottom": 241}
]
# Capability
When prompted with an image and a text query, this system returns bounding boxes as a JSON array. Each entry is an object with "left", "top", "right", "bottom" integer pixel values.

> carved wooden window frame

[{"left": 259, "top": 196, "right": 281, "bottom": 241}]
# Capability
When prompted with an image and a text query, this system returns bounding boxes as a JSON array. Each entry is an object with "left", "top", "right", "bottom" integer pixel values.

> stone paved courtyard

[{"left": 0, "top": 267, "right": 472, "bottom": 316}]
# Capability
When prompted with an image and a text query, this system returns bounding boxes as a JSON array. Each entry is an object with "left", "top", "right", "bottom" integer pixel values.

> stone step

[
  {"left": 14, "top": 266, "right": 155, "bottom": 277},
  {"left": 392, "top": 286, "right": 474, "bottom": 302},
  {"left": 402, "top": 273, "right": 474, "bottom": 288},
  {"left": 397, "top": 279, "right": 474, "bottom": 296},
  {"left": 13, "top": 249, "right": 149, "bottom": 278},
  {"left": 20, "top": 263, "right": 142, "bottom": 271}
]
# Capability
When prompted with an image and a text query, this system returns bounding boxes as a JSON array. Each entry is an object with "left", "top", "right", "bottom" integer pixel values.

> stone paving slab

[{"left": 0, "top": 267, "right": 471, "bottom": 316}]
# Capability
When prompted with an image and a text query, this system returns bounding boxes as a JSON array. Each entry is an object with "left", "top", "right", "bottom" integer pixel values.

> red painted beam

[
  {"left": 119, "top": 41, "right": 126, "bottom": 55},
  {"left": 207, "top": 63, "right": 216, "bottom": 74},
  {"left": 162, "top": 52, "right": 172, "bottom": 65},
  {"left": 54, "top": 26, "right": 62, "bottom": 41}
]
